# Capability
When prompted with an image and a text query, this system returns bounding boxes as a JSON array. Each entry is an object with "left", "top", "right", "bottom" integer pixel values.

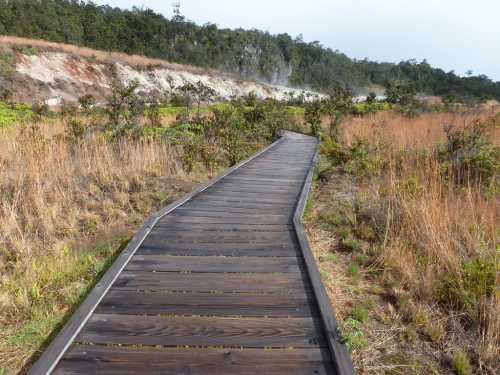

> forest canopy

[{"left": 0, "top": 0, "right": 499, "bottom": 100}]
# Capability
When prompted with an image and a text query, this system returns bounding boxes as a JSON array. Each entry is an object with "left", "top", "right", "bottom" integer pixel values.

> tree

[
  {"left": 178, "top": 81, "right": 217, "bottom": 117},
  {"left": 106, "top": 67, "right": 144, "bottom": 136},
  {"left": 322, "top": 86, "right": 353, "bottom": 139},
  {"left": 385, "top": 81, "right": 417, "bottom": 105},
  {"left": 305, "top": 100, "right": 322, "bottom": 137}
]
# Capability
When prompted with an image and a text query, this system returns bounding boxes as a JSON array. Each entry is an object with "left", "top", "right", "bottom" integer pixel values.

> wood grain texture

[
  {"left": 54, "top": 345, "right": 333, "bottom": 375},
  {"left": 113, "top": 271, "right": 311, "bottom": 294},
  {"left": 96, "top": 290, "right": 318, "bottom": 317},
  {"left": 77, "top": 314, "right": 326, "bottom": 348},
  {"left": 126, "top": 255, "right": 302, "bottom": 273}
]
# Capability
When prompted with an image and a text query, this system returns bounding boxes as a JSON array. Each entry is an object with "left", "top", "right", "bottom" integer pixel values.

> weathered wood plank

[
  {"left": 54, "top": 345, "right": 333, "bottom": 375},
  {"left": 155, "top": 214, "right": 291, "bottom": 225},
  {"left": 137, "top": 242, "right": 300, "bottom": 257},
  {"left": 126, "top": 255, "right": 301, "bottom": 273},
  {"left": 113, "top": 271, "right": 311, "bottom": 294},
  {"left": 143, "top": 230, "right": 297, "bottom": 244},
  {"left": 77, "top": 314, "right": 326, "bottom": 348},
  {"left": 150, "top": 222, "right": 294, "bottom": 232},
  {"left": 96, "top": 290, "right": 318, "bottom": 317}
]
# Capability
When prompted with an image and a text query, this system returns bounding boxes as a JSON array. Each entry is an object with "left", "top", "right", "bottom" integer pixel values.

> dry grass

[
  {"left": 309, "top": 109, "right": 499, "bottom": 373},
  {"left": 0, "top": 117, "right": 203, "bottom": 374},
  {"left": 340, "top": 109, "right": 500, "bottom": 150}
]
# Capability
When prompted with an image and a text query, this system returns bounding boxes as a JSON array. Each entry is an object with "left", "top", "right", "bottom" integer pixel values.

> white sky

[{"left": 94, "top": 0, "right": 500, "bottom": 81}]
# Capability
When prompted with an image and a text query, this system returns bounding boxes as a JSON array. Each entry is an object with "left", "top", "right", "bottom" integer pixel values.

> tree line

[{"left": 0, "top": 0, "right": 499, "bottom": 101}]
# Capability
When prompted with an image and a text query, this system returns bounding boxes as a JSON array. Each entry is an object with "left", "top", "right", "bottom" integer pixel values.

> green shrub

[
  {"left": 318, "top": 254, "right": 338, "bottom": 263},
  {"left": 12, "top": 44, "right": 38, "bottom": 56},
  {"left": 340, "top": 318, "right": 368, "bottom": 352},
  {"left": 345, "top": 138, "right": 379, "bottom": 176},
  {"left": 438, "top": 119, "right": 499, "bottom": 185},
  {"left": 437, "top": 257, "right": 496, "bottom": 313},
  {"left": 342, "top": 237, "right": 362, "bottom": 252},
  {"left": 320, "top": 135, "right": 349, "bottom": 165}
]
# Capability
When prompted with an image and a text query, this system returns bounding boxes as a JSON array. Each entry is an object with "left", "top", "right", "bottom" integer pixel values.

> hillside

[
  {"left": 1, "top": 0, "right": 499, "bottom": 100},
  {"left": 0, "top": 37, "right": 318, "bottom": 105}
]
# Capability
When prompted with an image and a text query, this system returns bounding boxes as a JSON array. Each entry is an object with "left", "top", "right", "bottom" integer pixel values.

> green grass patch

[
  {"left": 319, "top": 254, "right": 339, "bottom": 263},
  {"left": 340, "top": 318, "right": 368, "bottom": 352},
  {"left": 158, "top": 106, "right": 185, "bottom": 116},
  {"left": 451, "top": 351, "right": 472, "bottom": 375},
  {"left": 350, "top": 304, "right": 369, "bottom": 323},
  {"left": 0, "top": 234, "right": 130, "bottom": 373},
  {"left": 285, "top": 106, "right": 305, "bottom": 116},
  {"left": 0, "top": 102, "right": 33, "bottom": 127}
]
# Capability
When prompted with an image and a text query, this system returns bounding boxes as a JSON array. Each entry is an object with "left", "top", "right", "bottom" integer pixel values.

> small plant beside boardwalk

[{"left": 306, "top": 109, "right": 499, "bottom": 374}]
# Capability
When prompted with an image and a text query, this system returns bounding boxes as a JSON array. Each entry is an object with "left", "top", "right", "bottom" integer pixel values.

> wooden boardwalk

[{"left": 29, "top": 132, "right": 354, "bottom": 375}]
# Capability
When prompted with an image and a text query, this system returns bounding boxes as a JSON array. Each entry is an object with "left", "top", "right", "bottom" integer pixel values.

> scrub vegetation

[{"left": 306, "top": 106, "right": 499, "bottom": 373}]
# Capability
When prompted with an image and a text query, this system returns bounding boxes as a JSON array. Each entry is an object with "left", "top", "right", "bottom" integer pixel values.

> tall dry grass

[
  {"left": 338, "top": 110, "right": 499, "bottom": 368},
  {"left": 340, "top": 109, "right": 500, "bottom": 150},
  {"left": 0, "top": 118, "right": 189, "bottom": 373}
]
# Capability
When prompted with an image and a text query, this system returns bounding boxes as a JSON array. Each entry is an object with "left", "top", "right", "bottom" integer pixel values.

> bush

[
  {"left": 345, "top": 138, "right": 379, "bottom": 176},
  {"left": 437, "top": 257, "right": 496, "bottom": 314},
  {"left": 320, "top": 135, "right": 349, "bottom": 165},
  {"left": 438, "top": 119, "right": 499, "bottom": 185}
]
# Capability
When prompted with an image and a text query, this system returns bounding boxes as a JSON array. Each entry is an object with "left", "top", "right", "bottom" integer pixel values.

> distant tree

[
  {"left": 178, "top": 81, "right": 217, "bottom": 117},
  {"left": 385, "top": 81, "right": 417, "bottom": 105},
  {"left": 366, "top": 92, "right": 377, "bottom": 104},
  {"left": 322, "top": 86, "right": 353, "bottom": 139},
  {"left": 106, "top": 68, "right": 144, "bottom": 136},
  {"left": 305, "top": 100, "right": 322, "bottom": 137}
]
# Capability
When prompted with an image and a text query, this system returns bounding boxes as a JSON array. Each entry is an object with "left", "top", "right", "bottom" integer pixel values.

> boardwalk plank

[
  {"left": 96, "top": 290, "right": 318, "bottom": 317},
  {"left": 77, "top": 314, "right": 326, "bottom": 348},
  {"left": 126, "top": 255, "right": 301, "bottom": 273},
  {"left": 113, "top": 271, "right": 311, "bottom": 294},
  {"left": 54, "top": 345, "right": 333, "bottom": 375}
]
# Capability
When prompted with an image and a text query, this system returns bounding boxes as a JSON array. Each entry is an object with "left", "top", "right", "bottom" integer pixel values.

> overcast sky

[{"left": 94, "top": 0, "right": 500, "bottom": 81}]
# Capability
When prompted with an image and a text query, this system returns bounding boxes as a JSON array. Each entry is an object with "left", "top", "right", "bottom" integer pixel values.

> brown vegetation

[
  {"left": 0, "top": 117, "right": 202, "bottom": 373},
  {"left": 308, "top": 109, "right": 499, "bottom": 373}
]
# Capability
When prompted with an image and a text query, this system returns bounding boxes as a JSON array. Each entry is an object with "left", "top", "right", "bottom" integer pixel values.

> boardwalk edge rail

[
  {"left": 28, "top": 137, "right": 285, "bottom": 375},
  {"left": 293, "top": 139, "right": 355, "bottom": 375}
]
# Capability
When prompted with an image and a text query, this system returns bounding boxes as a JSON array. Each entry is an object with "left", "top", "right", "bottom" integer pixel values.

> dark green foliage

[
  {"left": 437, "top": 118, "right": 499, "bottom": 185},
  {"left": 65, "top": 118, "right": 86, "bottom": 143},
  {"left": 78, "top": 94, "right": 95, "bottom": 113},
  {"left": 305, "top": 100, "right": 322, "bottom": 136},
  {"left": 385, "top": 81, "right": 417, "bottom": 105},
  {"left": 437, "top": 257, "right": 496, "bottom": 314},
  {"left": 1, "top": 1, "right": 498, "bottom": 100},
  {"left": 366, "top": 92, "right": 376, "bottom": 104},
  {"left": 106, "top": 70, "right": 145, "bottom": 137},
  {"left": 322, "top": 86, "right": 353, "bottom": 138}
]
